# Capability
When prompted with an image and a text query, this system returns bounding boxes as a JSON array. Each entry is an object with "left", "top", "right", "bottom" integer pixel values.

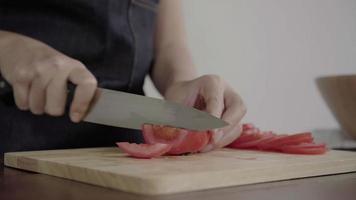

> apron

[{"left": 0, "top": 0, "right": 159, "bottom": 155}]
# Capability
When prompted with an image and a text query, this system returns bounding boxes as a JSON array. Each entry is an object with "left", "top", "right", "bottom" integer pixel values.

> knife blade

[{"left": 83, "top": 88, "right": 228, "bottom": 131}]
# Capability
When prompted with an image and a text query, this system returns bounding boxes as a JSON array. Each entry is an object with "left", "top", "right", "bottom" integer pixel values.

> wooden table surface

[{"left": 1, "top": 160, "right": 356, "bottom": 200}]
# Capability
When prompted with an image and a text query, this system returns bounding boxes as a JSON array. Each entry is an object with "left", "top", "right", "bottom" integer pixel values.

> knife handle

[
  {"left": 0, "top": 76, "right": 77, "bottom": 111},
  {"left": 66, "top": 82, "right": 76, "bottom": 110},
  {"left": 0, "top": 76, "right": 14, "bottom": 106}
]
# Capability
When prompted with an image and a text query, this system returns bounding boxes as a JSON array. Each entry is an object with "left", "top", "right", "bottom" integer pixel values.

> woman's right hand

[{"left": 0, "top": 31, "right": 97, "bottom": 122}]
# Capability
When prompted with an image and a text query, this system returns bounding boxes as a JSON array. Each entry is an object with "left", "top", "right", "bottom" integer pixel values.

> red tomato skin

[
  {"left": 242, "top": 123, "right": 256, "bottom": 131},
  {"left": 116, "top": 142, "right": 172, "bottom": 159},
  {"left": 228, "top": 123, "right": 328, "bottom": 155},
  {"left": 142, "top": 124, "right": 210, "bottom": 155},
  {"left": 231, "top": 133, "right": 276, "bottom": 149},
  {"left": 279, "top": 143, "right": 327, "bottom": 154},
  {"left": 256, "top": 132, "right": 313, "bottom": 151},
  {"left": 168, "top": 130, "right": 210, "bottom": 155},
  {"left": 142, "top": 124, "right": 188, "bottom": 147},
  {"left": 227, "top": 132, "right": 263, "bottom": 148}
]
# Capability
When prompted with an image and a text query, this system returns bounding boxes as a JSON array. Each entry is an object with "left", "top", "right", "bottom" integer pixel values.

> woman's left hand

[{"left": 164, "top": 74, "right": 247, "bottom": 152}]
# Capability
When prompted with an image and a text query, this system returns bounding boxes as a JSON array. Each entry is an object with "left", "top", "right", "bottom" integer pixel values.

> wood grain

[{"left": 4, "top": 147, "right": 356, "bottom": 195}]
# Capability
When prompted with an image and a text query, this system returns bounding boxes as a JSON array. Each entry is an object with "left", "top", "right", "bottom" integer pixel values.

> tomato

[
  {"left": 228, "top": 123, "right": 328, "bottom": 155},
  {"left": 256, "top": 134, "right": 286, "bottom": 150},
  {"left": 235, "top": 133, "right": 276, "bottom": 149},
  {"left": 117, "top": 123, "right": 327, "bottom": 158},
  {"left": 227, "top": 132, "right": 263, "bottom": 148},
  {"left": 279, "top": 143, "right": 327, "bottom": 154},
  {"left": 242, "top": 123, "right": 256, "bottom": 131},
  {"left": 142, "top": 124, "right": 188, "bottom": 147},
  {"left": 168, "top": 130, "right": 210, "bottom": 155},
  {"left": 116, "top": 142, "right": 172, "bottom": 159},
  {"left": 259, "top": 132, "right": 313, "bottom": 150},
  {"left": 142, "top": 124, "right": 210, "bottom": 155}
]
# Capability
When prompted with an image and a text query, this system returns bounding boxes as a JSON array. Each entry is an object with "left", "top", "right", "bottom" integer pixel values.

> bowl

[{"left": 316, "top": 75, "right": 356, "bottom": 139}]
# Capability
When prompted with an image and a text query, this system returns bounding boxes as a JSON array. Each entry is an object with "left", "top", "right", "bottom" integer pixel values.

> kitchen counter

[{"left": 1, "top": 160, "right": 356, "bottom": 200}]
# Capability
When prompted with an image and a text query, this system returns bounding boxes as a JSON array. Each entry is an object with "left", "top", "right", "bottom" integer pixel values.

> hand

[
  {"left": 0, "top": 31, "right": 97, "bottom": 122},
  {"left": 164, "top": 75, "right": 247, "bottom": 152}
]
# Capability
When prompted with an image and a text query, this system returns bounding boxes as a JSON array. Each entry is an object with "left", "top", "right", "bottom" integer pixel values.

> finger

[
  {"left": 183, "top": 87, "right": 199, "bottom": 107},
  {"left": 200, "top": 77, "right": 225, "bottom": 118},
  {"left": 200, "top": 130, "right": 224, "bottom": 153},
  {"left": 68, "top": 64, "right": 97, "bottom": 122},
  {"left": 221, "top": 87, "right": 246, "bottom": 131},
  {"left": 13, "top": 83, "right": 30, "bottom": 110},
  {"left": 216, "top": 88, "right": 246, "bottom": 145},
  {"left": 11, "top": 68, "right": 33, "bottom": 110},
  {"left": 201, "top": 126, "right": 242, "bottom": 152},
  {"left": 29, "top": 67, "right": 56, "bottom": 115},
  {"left": 204, "top": 87, "right": 246, "bottom": 151},
  {"left": 45, "top": 68, "right": 71, "bottom": 116},
  {"left": 214, "top": 123, "right": 243, "bottom": 149}
]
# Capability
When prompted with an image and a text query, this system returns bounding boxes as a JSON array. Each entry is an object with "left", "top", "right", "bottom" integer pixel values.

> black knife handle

[
  {"left": 0, "top": 76, "right": 15, "bottom": 106},
  {"left": 0, "top": 75, "right": 77, "bottom": 111}
]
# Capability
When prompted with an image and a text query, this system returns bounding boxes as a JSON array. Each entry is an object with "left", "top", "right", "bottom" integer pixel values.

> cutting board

[{"left": 4, "top": 148, "right": 356, "bottom": 195}]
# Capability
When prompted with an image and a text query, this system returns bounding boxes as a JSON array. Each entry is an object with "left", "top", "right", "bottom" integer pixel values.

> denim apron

[{"left": 0, "top": 0, "right": 159, "bottom": 155}]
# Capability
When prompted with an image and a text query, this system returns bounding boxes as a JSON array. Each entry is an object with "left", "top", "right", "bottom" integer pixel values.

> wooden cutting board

[{"left": 4, "top": 148, "right": 356, "bottom": 195}]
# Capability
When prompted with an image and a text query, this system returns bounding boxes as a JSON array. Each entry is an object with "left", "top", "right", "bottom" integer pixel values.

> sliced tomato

[
  {"left": 232, "top": 133, "right": 276, "bottom": 149},
  {"left": 259, "top": 132, "right": 313, "bottom": 150},
  {"left": 168, "top": 130, "right": 210, "bottom": 155},
  {"left": 142, "top": 124, "right": 188, "bottom": 147},
  {"left": 228, "top": 124, "right": 328, "bottom": 155},
  {"left": 243, "top": 128, "right": 261, "bottom": 135},
  {"left": 227, "top": 132, "right": 263, "bottom": 148},
  {"left": 256, "top": 134, "right": 287, "bottom": 150},
  {"left": 116, "top": 142, "right": 172, "bottom": 159},
  {"left": 279, "top": 143, "right": 327, "bottom": 154},
  {"left": 142, "top": 124, "right": 210, "bottom": 155}
]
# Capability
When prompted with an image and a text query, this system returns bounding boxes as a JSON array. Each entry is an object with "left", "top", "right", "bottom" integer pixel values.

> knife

[
  {"left": 0, "top": 77, "right": 228, "bottom": 131},
  {"left": 83, "top": 88, "right": 228, "bottom": 131}
]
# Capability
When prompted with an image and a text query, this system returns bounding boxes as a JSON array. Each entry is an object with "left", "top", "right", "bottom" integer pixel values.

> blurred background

[{"left": 144, "top": 0, "right": 356, "bottom": 133}]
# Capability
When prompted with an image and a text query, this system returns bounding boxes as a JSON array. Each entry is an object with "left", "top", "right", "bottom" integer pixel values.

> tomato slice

[
  {"left": 119, "top": 123, "right": 327, "bottom": 158},
  {"left": 228, "top": 123, "right": 328, "bottom": 155},
  {"left": 279, "top": 143, "right": 327, "bottom": 154},
  {"left": 143, "top": 124, "right": 188, "bottom": 146},
  {"left": 227, "top": 132, "right": 263, "bottom": 148},
  {"left": 259, "top": 132, "right": 313, "bottom": 150},
  {"left": 232, "top": 133, "right": 276, "bottom": 149},
  {"left": 168, "top": 130, "right": 210, "bottom": 155},
  {"left": 116, "top": 142, "right": 172, "bottom": 159},
  {"left": 142, "top": 124, "right": 210, "bottom": 155},
  {"left": 256, "top": 134, "right": 287, "bottom": 150}
]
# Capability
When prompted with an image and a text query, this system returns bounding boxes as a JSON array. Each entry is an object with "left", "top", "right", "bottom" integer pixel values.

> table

[{"left": 1, "top": 160, "right": 356, "bottom": 200}]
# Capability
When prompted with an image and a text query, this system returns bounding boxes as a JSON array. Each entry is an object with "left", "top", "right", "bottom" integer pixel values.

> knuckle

[
  {"left": 207, "top": 96, "right": 220, "bottom": 105},
  {"left": 233, "top": 94, "right": 247, "bottom": 115},
  {"left": 48, "top": 55, "right": 66, "bottom": 67},
  {"left": 36, "top": 55, "right": 68, "bottom": 75},
  {"left": 34, "top": 65, "right": 48, "bottom": 77},
  {"left": 236, "top": 95, "right": 247, "bottom": 113},
  {"left": 13, "top": 68, "right": 32, "bottom": 84},
  {"left": 55, "top": 63, "right": 69, "bottom": 73},
  {"left": 202, "top": 74, "right": 222, "bottom": 84},
  {"left": 71, "top": 60, "right": 86, "bottom": 68},
  {"left": 81, "top": 76, "right": 98, "bottom": 88},
  {"left": 240, "top": 103, "right": 247, "bottom": 115}
]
